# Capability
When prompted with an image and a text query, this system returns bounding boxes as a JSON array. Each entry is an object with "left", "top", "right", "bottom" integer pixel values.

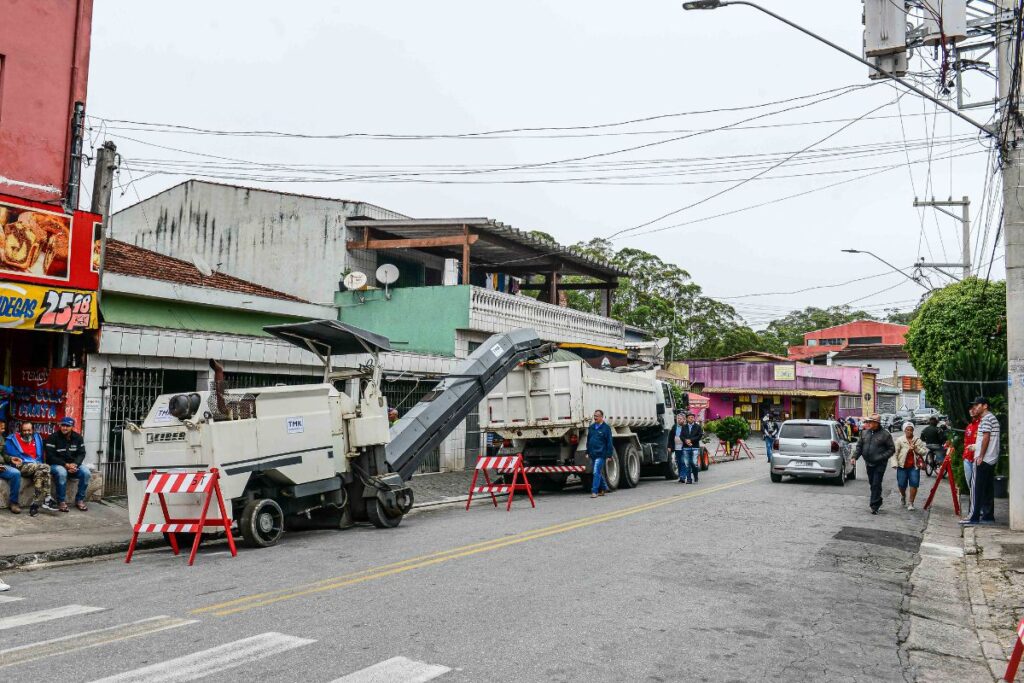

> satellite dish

[
  {"left": 192, "top": 254, "right": 214, "bottom": 277},
  {"left": 343, "top": 271, "right": 368, "bottom": 291},
  {"left": 376, "top": 263, "right": 400, "bottom": 286},
  {"left": 655, "top": 337, "right": 670, "bottom": 350}
]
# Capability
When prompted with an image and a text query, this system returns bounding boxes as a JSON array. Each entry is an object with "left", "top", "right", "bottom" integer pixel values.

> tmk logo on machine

[{"left": 286, "top": 416, "right": 305, "bottom": 434}]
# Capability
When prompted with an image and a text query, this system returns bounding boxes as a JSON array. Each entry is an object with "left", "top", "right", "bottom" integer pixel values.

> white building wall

[
  {"left": 831, "top": 357, "right": 918, "bottom": 378},
  {"left": 110, "top": 180, "right": 406, "bottom": 304}
]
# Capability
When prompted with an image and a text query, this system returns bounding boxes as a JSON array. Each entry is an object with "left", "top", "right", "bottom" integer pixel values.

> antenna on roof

[{"left": 193, "top": 254, "right": 214, "bottom": 277}]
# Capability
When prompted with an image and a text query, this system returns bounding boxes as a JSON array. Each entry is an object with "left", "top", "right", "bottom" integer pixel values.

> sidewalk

[{"left": 903, "top": 484, "right": 1024, "bottom": 681}]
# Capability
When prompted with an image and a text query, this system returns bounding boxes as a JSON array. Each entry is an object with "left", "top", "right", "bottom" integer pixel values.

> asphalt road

[{"left": 0, "top": 456, "right": 926, "bottom": 682}]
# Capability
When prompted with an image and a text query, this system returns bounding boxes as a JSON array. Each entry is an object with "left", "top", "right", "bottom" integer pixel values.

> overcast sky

[{"left": 86, "top": 1, "right": 1004, "bottom": 328}]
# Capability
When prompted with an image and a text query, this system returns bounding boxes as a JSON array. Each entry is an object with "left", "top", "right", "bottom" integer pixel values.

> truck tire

[
  {"left": 367, "top": 498, "right": 404, "bottom": 529},
  {"left": 619, "top": 444, "right": 641, "bottom": 489},
  {"left": 604, "top": 454, "right": 621, "bottom": 491},
  {"left": 663, "top": 454, "right": 679, "bottom": 480},
  {"left": 239, "top": 498, "right": 285, "bottom": 548}
]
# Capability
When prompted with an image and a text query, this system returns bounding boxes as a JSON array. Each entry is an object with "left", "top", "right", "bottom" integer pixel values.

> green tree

[
  {"left": 904, "top": 278, "right": 1007, "bottom": 409},
  {"left": 707, "top": 416, "right": 750, "bottom": 452},
  {"left": 764, "top": 305, "right": 875, "bottom": 347}
]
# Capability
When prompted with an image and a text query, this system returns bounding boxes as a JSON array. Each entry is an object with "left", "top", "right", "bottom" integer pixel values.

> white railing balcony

[{"left": 468, "top": 286, "right": 625, "bottom": 348}]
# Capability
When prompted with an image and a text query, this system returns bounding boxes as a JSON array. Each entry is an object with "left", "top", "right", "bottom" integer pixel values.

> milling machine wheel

[
  {"left": 367, "top": 497, "right": 404, "bottom": 529},
  {"left": 239, "top": 498, "right": 285, "bottom": 548}
]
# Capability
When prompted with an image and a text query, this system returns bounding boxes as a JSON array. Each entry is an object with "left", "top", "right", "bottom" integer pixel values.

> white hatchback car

[{"left": 770, "top": 419, "right": 856, "bottom": 485}]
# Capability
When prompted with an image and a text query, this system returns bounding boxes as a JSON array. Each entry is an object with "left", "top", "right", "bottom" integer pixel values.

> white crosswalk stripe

[
  {"left": 0, "top": 616, "right": 196, "bottom": 668},
  {"left": 0, "top": 604, "right": 104, "bottom": 631},
  {"left": 0, "top": 596, "right": 24, "bottom": 604},
  {"left": 90, "top": 632, "right": 315, "bottom": 682},
  {"left": 331, "top": 656, "right": 451, "bottom": 683}
]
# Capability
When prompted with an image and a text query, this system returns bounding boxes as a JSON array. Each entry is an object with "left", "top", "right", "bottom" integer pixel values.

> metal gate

[
  {"left": 382, "top": 377, "right": 441, "bottom": 473},
  {"left": 223, "top": 372, "right": 321, "bottom": 390},
  {"left": 100, "top": 368, "right": 165, "bottom": 497}
]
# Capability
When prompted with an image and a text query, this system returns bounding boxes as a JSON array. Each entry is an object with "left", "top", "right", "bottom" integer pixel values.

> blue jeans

[
  {"left": 591, "top": 457, "right": 609, "bottom": 494},
  {"left": 0, "top": 466, "right": 21, "bottom": 505},
  {"left": 764, "top": 437, "right": 774, "bottom": 462},
  {"left": 964, "top": 459, "right": 975, "bottom": 492},
  {"left": 50, "top": 464, "right": 91, "bottom": 503},
  {"left": 895, "top": 466, "right": 921, "bottom": 490},
  {"left": 676, "top": 449, "right": 699, "bottom": 482}
]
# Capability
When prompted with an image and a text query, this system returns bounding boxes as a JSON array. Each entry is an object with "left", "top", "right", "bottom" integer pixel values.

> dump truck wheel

[
  {"left": 240, "top": 498, "right": 284, "bottom": 548},
  {"left": 603, "top": 454, "right": 621, "bottom": 491},
  {"left": 619, "top": 444, "right": 641, "bottom": 489},
  {"left": 367, "top": 498, "right": 403, "bottom": 529},
  {"left": 663, "top": 455, "right": 679, "bottom": 480}
]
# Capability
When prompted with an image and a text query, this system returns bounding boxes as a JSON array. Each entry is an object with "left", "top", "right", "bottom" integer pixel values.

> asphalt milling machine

[{"left": 123, "top": 320, "right": 551, "bottom": 548}]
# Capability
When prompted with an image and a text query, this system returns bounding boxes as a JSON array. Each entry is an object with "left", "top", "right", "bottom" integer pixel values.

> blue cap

[{"left": 59, "top": 417, "right": 75, "bottom": 426}]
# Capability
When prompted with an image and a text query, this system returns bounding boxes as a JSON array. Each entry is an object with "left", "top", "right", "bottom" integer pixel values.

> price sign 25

[{"left": 36, "top": 290, "right": 94, "bottom": 332}]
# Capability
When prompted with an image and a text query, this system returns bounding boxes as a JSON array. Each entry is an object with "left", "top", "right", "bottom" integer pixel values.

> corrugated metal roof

[{"left": 346, "top": 217, "right": 627, "bottom": 280}]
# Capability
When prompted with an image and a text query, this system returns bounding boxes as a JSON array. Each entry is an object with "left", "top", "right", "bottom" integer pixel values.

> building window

[
  {"left": 806, "top": 339, "right": 818, "bottom": 346},
  {"left": 848, "top": 336, "right": 883, "bottom": 345},
  {"left": 839, "top": 395, "right": 862, "bottom": 410}
]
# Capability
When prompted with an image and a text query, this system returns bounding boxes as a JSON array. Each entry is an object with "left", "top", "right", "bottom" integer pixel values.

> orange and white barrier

[{"left": 125, "top": 467, "right": 237, "bottom": 566}]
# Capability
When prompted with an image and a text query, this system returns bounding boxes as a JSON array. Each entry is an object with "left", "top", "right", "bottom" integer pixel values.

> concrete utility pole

[
  {"left": 913, "top": 196, "right": 971, "bottom": 280},
  {"left": 997, "top": 0, "right": 1024, "bottom": 529},
  {"left": 91, "top": 140, "right": 117, "bottom": 304}
]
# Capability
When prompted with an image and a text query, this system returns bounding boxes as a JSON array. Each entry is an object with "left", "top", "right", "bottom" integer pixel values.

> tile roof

[{"left": 104, "top": 239, "right": 307, "bottom": 303}]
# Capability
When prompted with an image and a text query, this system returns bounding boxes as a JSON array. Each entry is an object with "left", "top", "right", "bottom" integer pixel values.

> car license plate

[{"left": 793, "top": 461, "right": 815, "bottom": 467}]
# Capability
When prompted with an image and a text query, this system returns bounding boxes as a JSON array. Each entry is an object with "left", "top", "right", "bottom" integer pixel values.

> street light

[
  {"left": 841, "top": 249, "right": 930, "bottom": 290},
  {"left": 680, "top": 0, "right": 990, "bottom": 137}
]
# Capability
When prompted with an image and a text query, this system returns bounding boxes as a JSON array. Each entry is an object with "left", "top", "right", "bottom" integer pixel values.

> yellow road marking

[{"left": 196, "top": 477, "right": 755, "bottom": 617}]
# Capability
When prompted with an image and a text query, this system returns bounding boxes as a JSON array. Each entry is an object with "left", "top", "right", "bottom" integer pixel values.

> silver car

[{"left": 769, "top": 419, "right": 856, "bottom": 485}]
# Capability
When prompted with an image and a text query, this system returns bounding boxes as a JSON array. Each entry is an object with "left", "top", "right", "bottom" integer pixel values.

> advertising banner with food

[
  {"left": 0, "top": 280, "right": 98, "bottom": 332},
  {"left": 0, "top": 193, "right": 100, "bottom": 291},
  {"left": 7, "top": 367, "right": 85, "bottom": 437}
]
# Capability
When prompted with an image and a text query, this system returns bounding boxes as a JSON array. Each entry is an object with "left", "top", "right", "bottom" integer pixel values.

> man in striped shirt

[{"left": 961, "top": 396, "right": 1000, "bottom": 526}]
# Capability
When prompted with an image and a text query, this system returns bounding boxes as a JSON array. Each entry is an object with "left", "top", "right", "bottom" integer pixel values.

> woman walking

[{"left": 891, "top": 422, "right": 929, "bottom": 511}]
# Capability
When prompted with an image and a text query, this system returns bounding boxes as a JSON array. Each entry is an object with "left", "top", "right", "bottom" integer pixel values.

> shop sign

[
  {"left": 773, "top": 364, "right": 796, "bottom": 381},
  {"left": 0, "top": 194, "right": 100, "bottom": 291},
  {"left": 0, "top": 281, "right": 97, "bottom": 332},
  {"left": 9, "top": 367, "right": 85, "bottom": 437}
]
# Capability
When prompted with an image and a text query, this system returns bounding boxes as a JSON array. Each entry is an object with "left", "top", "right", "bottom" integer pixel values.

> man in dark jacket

[
  {"left": 851, "top": 413, "right": 895, "bottom": 514},
  {"left": 44, "top": 417, "right": 90, "bottom": 512},
  {"left": 586, "top": 409, "right": 615, "bottom": 499}
]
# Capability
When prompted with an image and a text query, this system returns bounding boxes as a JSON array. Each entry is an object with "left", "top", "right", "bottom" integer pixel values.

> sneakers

[
  {"left": 959, "top": 519, "right": 979, "bottom": 526},
  {"left": 591, "top": 493, "right": 598, "bottom": 499},
  {"left": 29, "top": 503, "right": 38, "bottom": 517},
  {"left": 907, "top": 503, "right": 915, "bottom": 511},
  {"left": 900, "top": 496, "right": 907, "bottom": 508},
  {"left": 0, "top": 579, "right": 9, "bottom": 592},
  {"left": 598, "top": 491, "right": 605, "bottom": 497},
  {"left": 41, "top": 499, "right": 59, "bottom": 513}
]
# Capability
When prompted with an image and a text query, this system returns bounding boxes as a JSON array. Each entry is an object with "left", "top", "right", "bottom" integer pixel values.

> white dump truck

[
  {"left": 124, "top": 321, "right": 550, "bottom": 548},
  {"left": 484, "top": 358, "right": 679, "bottom": 491}
]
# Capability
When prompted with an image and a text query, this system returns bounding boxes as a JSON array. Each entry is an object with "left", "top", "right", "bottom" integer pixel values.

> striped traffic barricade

[
  {"left": 465, "top": 454, "right": 535, "bottom": 511},
  {"left": 125, "top": 467, "right": 237, "bottom": 566}
]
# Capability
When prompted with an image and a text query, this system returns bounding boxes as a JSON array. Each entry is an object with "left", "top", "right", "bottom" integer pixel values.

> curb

[
  {"left": 961, "top": 526, "right": 1011, "bottom": 681},
  {"left": 0, "top": 536, "right": 163, "bottom": 571}
]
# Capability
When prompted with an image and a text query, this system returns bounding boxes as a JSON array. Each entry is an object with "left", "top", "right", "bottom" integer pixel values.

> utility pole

[
  {"left": 91, "top": 141, "right": 118, "bottom": 305},
  {"left": 913, "top": 196, "right": 971, "bottom": 280},
  {"left": 998, "top": 0, "right": 1024, "bottom": 529}
]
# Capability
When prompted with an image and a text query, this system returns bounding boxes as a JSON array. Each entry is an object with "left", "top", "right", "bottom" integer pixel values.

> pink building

[{"left": 686, "top": 352, "right": 878, "bottom": 429}]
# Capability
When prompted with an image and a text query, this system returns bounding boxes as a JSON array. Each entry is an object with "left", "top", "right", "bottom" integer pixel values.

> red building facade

[
  {"left": 787, "top": 320, "right": 909, "bottom": 361},
  {"left": 0, "top": 0, "right": 99, "bottom": 436},
  {"left": 0, "top": 0, "right": 94, "bottom": 202}
]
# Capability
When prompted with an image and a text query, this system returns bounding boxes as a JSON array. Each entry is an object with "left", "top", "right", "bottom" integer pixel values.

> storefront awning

[
  {"left": 688, "top": 393, "right": 710, "bottom": 409},
  {"left": 700, "top": 387, "right": 853, "bottom": 398}
]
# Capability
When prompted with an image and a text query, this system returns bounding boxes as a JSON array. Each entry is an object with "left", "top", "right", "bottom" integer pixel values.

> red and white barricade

[
  {"left": 466, "top": 454, "right": 535, "bottom": 511},
  {"left": 733, "top": 439, "right": 756, "bottom": 460},
  {"left": 1003, "top": 618, "right": 1024, "bottom": 681},
  {"left": 125, "top": 468, "right": 237, "bottom": 566}
]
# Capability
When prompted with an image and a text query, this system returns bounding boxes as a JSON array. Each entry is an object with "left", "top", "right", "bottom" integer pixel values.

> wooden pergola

[{"left": 346, "top": 218, "right": 626, "bottom": 315}]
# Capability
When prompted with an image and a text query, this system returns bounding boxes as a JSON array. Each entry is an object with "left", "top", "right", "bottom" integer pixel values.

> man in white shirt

[{"left": 961, "top": 396, "right": 1000, "bottom": 526}]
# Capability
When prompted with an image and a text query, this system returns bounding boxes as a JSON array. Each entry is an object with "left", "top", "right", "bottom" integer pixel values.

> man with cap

[
  {"left": 44, "top": 417, "right": 90, "bottom": 512},
  {"left": 851, "top": 413, "right": 895, "bottom": 514},
  {"left": 961, "top": 397, "right": 1000, "bottom": 526}
]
